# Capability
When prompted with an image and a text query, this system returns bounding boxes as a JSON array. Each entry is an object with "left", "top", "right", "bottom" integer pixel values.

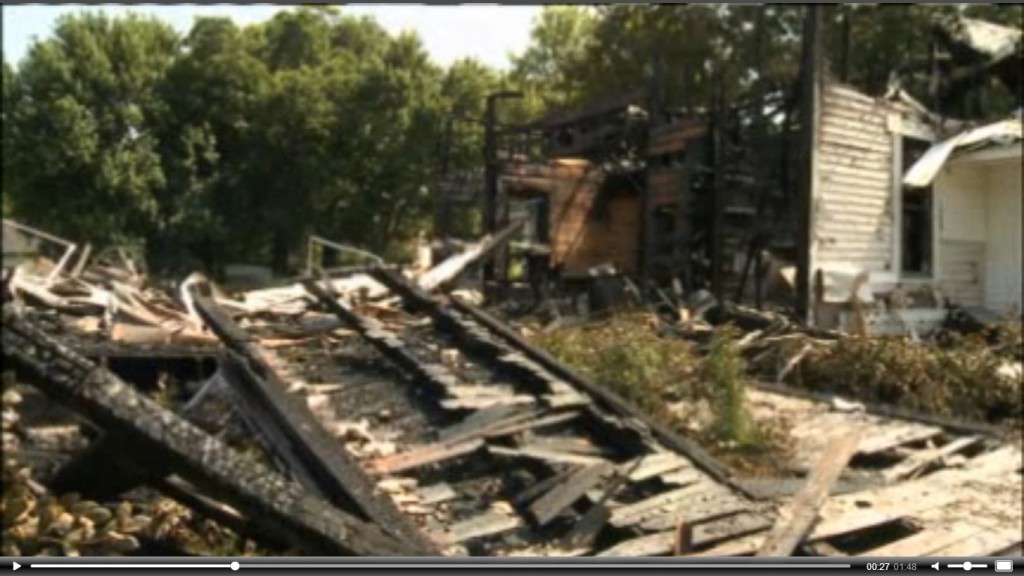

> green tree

[
  {"left": 155, "top": 16, "right": 271, "bottom": 272},
  {"left": 6, "top": 12, "right": 178, "bottom": 246},
  {"left": 3, "top": 58, "right": 15, "bottom": 216},
  {"left": 510, "top": 7, "right": 598, "bottom": 112}
]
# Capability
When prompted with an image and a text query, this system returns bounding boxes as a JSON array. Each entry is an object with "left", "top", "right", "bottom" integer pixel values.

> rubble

[{"left": 1, "top": 217, "right": 1021, "bottom": 558}]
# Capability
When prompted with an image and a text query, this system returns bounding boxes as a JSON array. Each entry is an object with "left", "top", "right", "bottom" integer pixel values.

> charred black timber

[
  {"left": 369, "top": 268, "right": 548, "bottom": 394},
  {"left": 187, "top": 287, "right": 439, "bottom": 555},
  {"left": 302, "top": 280, "right": 458, "bottom": 397},
  {"left": 1, "top": 305, "right": 417, "bottom": 556},
  {"left": 445, "top": 296, "right": 752, "bottom": 498}
]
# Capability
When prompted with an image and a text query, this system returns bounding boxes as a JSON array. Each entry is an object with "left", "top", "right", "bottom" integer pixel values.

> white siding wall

[
  {"left": 984, "top": 160, "right": 1023, "bottom": 314},
  {"left": 812, "top": 84, "right": 897, "bottom": 276},
  {"left": 935, "top": 164, "right": 987, "bottom": 307}
]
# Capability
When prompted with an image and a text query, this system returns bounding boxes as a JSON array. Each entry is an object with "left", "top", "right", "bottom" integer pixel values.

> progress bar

[
  {"left": 30, "top": 565, "right": 238, "bottom": 570},
  {"left": 27, "top": 563, "right": 850, "bottom": 570}
]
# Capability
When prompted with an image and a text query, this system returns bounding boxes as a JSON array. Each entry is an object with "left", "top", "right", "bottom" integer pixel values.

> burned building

[{"left": 433, "top": 13, "right": 1021, "bottom": 336}]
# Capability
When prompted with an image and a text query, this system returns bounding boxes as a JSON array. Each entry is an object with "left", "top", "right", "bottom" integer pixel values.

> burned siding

[
  {"left": 503, "top": 161, "right": 641, "bottom": 276},
  {"left": 812, "top": 83, "right": 899, "bottom": 276}
]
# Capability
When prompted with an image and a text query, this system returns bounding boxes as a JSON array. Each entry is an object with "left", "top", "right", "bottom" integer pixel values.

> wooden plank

[
  {"left": 659, "top": 467, "right": 707, "bottom": 487},
  {"left": 599, "top": 513, "right": 771, "bottom": 557},
  {"left": 528, "top": 435, "right": 606, "bottom": 456},
  {"left": 881, "top": 436, "right": 982, "bottom": 482},
  {"left": 857, "top": 523, "right": 987, "bottom": 557},
  {"left": 444, "top": 384, "right": 519, "bottom": 398},
  {"left": 596, "top": 531, "right": 675, "bottom": 557},
  {"left": 1, "top": 307, "right": 421, "bottom": 556},
  {"left": 609, "top": 483, "right": 722, "bottom": 528},
  {"left": 621, "top": 452, "right": 691, "bottom": 482},
  {"left": 530, "top": 462, "right": 614, "bottom": 526},
  {"left": 436, "top": 405, "right": 530, "bottom": 441},
  {"left": 446, "top": 511, "right": 523, "bottom": 543},
  {"left": 961, "top": 445, "right": 1023, "bottom": 475},
  {"left": 823, "top": 475, "right": 961, "bottom": 517},
  {"left": 692, "top": 508, "right": 910, "bottom": 557},
  {"left": 755, "top": 430, "right": 863, "bottom": 556},
  {"left": 440, "top": 395, "right": 536, "bottom": 410},
  {"left": 418, "top": 483, "right": 457, "bottom": 505},
  {"left": 488, "top": 445, "right": 607, "bottom": 467},
  {"left": 691, "top": 513, "right": 773, "bottom": 551},
  {"left": 482, "top": 410, "right": 582, "bottom": 439},
  {"left": 929, "top": 528, "right": 1022, "bottom": 557},
  {"left": 560, "top": 468, "right": 632, "bottom": 551},
  {"left": 640, "top": 494, "right": 751, "bottom": 532},
  {"left": 372, "top": 438, "right": 486, "bottom": 475},
  {"left": 857, "top": 425, "right": 944, "bottom": 455}
]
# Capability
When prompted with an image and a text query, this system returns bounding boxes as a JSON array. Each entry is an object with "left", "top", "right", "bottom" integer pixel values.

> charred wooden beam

[
  {"left": 302, "top": 279, "right": 458, "bottom": 397},
  {"left": 370, "top": 268, "right": 550, "bottom": 393},
  {"left": 796, "top": 5, "right": 823, "bottom": 324},
  {"left": 1, "top": 305, "right": 418, "bottom": 556},
  {"left": 187, "top": 286, "right": 439, "bottom": 555}
]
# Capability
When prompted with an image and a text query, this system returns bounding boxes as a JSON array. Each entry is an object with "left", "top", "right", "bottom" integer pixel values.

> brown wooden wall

[{"left": 503, "top": 160, "right": 640, "bottom": 276}]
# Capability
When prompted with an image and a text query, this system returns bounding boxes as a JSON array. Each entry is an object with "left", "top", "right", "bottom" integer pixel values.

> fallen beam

[
  {"left": 755, "top": 430, "right": 863, "bottom": 557},
  {"left": 417, "top": 220, "right": 525, "bottom": 293},
  {"left": 1, "top": 304, "right": 417, "bottom": 556},
  {"left": 188, "top": 285, "right": 438, "bottom": 555}
]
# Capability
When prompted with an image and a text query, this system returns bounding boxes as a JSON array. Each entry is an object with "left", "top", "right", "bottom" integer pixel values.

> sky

[{"left": 1, "top": 4, "right": 541, "bottom": 69}]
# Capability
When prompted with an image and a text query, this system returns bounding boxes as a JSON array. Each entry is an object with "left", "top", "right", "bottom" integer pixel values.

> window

[{"left": 900, "top": 137, "right": 934, "bottom": 276}]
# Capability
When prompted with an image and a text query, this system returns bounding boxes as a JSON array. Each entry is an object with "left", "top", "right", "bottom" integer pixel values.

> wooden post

[
  {"left": 710, "top": 77, "right": 726, "bottom": 303},
  {"left": 796, "top": 4, "right": 823, "bottom": 325}
]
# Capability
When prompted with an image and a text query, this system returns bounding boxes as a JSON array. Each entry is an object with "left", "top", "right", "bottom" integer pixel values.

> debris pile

[{"left": 2, "top": 219, "right": 1021, "bottom": 558}]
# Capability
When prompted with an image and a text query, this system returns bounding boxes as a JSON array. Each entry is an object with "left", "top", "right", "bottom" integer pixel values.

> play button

[{"left": 12, "top": 562, "right": 19, "bottom": 571}]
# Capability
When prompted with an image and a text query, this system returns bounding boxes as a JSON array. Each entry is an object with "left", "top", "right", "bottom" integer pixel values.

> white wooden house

[{"left": 807, "top": 81, "right": 1022, "bottom": 334}]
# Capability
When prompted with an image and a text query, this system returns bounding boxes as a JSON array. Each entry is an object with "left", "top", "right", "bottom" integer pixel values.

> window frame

[{"left": 889, "top": 114, "right": 939, "bottom": 284}]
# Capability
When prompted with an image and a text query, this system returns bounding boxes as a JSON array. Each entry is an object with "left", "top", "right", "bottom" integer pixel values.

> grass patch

[{"left": 531, "top": 314, "right": 785, "bottom": 471}]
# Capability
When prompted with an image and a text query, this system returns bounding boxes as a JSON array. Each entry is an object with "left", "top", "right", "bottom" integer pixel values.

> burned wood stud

[{"left": 1, "top": 304, "right": 418, "bottom": 556}]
